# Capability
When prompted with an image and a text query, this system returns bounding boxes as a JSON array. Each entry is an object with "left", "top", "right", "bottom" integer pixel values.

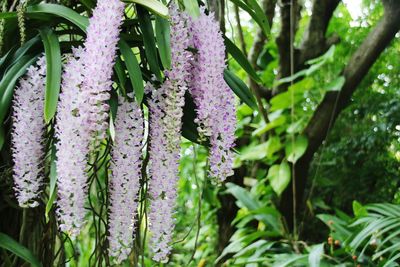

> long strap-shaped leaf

[
  {"left": 45, "top": 146, "right": 58, "bottom": 223},
  {"left": 224, "top": 69, "right": 258, "bottom": 110},
  {"left": 224, "top": 36, "right": 261, "bottom": 83},
  {"left": 124, "top": 0, "right": 169, "bottom": 18},
  {"left": 155, "top": 16, "right": 171, "bottom": 70},
  {"left": 119, "top": 40, "right": 144, "bottom": 103},
  {"left": 0, "top": 232, "right": 43, "bottom": 267},
  {"left": 28, "top": 4, "right": 89, "bottom": 31},
  {"left": 39, "top": 27, "right": 61, "bottom": 123},
  {"left": 137, "top": 6, "right": 162, "bottom": 81},
  {"left": 230, "top": 0, "right": 270, "bottom": 37}
]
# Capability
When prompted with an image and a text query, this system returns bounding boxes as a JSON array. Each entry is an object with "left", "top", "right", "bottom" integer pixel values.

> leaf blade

[
  {"left": 118, "top": 40, "right": 144, "bottom": 103},
  {"left": 155, "top": 16, "right": 171, "bottom": 70},
  {"left": 137, "top": 6, "right": 162, "bottom": 81},
  {"left": 39, "top": 27, "right": 62, "bottom": 123},
  {"left": 268, "top": 162, "right": 291, "bottom": 196},
  {"left": 224, "top": 69, "right": 258, "bottom": 110},
  {"left": 224, "top": 36, "right": 261, "bottom": 83},
  {"left": 28, "top": 4, "right": 89, "bottom": 32},
  {"left": 124, "top": 0, "right": 168, "bottom": 18},
  {"left": 0, "top": 233, "right": 42, "bottom": 267}
]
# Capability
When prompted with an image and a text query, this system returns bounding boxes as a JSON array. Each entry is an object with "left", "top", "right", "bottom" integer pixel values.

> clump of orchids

[{"left": 11, "top": 0, "right": 236, "bottom": 263}]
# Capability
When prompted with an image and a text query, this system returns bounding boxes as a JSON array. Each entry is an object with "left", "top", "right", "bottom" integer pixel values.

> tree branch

[
  {"left": 298, "top": 0, "right": 340, "bottom": 65},
  {"left": 234, "top": 4, "right": 247, "bottom": 56}
]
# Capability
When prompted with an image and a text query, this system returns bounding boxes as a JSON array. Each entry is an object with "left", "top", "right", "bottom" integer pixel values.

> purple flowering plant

[{"left": 0, "top": 0, "right": 245, "bottom": 264}]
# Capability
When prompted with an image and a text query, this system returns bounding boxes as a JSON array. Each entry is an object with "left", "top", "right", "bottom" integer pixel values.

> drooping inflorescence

[
  {"left": 108, "top": 97, "right": 143, "bottom": 263},
  {"left": 189, "top": 9, "right": 236, "bottom": 182},
  {"left": 147, "top": 4, "right": 192, "bottom": 262},
  {"left": 12, "top": 56, "right": 46, "bottom": 208},
  {"left": 79, "top": 0, "right": 125, "bottom": 145},
  {"left": 55, "top": 0, "right": 124, "bottom": 237},
  {"left": 55, "top": 47, "right": 89, "bottom": 236},
  {"left": 10, "top": 0, "right": 237, "bottom": 260}
]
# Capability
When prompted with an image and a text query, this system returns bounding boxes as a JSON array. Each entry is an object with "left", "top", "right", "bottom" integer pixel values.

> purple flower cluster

[
  {"left": 108, "top": 97, "right": 143, "bottom": 263},
  {"left": 190, "top": 9, "right": 236, "bottom": 182},
  {"left": 55, "top": 48, "right": 89, "bottom": 236},
  {"left": 147, "top": 4, "right": 192, "bottom": 262},
  {"left": 55, "top": 0, "right": 124, "bottom": 237},
  {"left": 12, "top": 56, "right": 46, "bottom": 208},
  {"left": 10, "top": 0, "right": 237, "bottom": 260},
  {"left": 80, "top": 0, "right": 125, "bottom": 145}
]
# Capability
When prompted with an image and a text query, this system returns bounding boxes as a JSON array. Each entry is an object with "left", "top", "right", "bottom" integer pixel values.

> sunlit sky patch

[{"left": 342, "top": 0, "right": 363, "bottom": 19}]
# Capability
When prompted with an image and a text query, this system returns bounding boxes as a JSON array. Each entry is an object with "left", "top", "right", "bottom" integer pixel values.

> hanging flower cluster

[
  {"left": 55, "top": 47, "right": 89, "bottom": 236},
  {"left": 12, "top": 56, "right": 46, "bottom": 208},
  {"left": 108, "top": 97, "right": 143, "bottom": 263},
  {"left": 55, "top": 0, "right": 124, "bottom": 236},
  {"left": 80, "top": 0, "right": 125, "bottom": 144},
  {"left": 190, "top": 8, "right": 236, "bottom": 182},
  {"left": 10, "top": 0, "right": 236, "bottom": 263},
  {"left": 147, "top": 3, "right": 192, "bottom": 262}
]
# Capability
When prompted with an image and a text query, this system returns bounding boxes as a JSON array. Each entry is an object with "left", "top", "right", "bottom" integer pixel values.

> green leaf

[
  {"left": 270, "top": 78, "right": 314, "bottom": 111},
  {"left": 118, "top": 40, "right": 144, "bottom": 103},
  {"left": 0, "top": 127, "right": 4, "bottom": 150},
  {"left": 326, "top": 76, "right": 345, "bottom": 91},
  {"left": 249, "top": 207, "right": 283, "bottom": 234},
  {"left": 137, "top": 6, "right": 162, "bottom": 80},
  {"left": 308, "top": 243, "right": 324, "bottom": 267},
  {"left": 244, "top": 0, "right": 270, "bottom": 36},
  {"left": 0, "top": 47, "right": 17, "bottom": 71},
  {"left": 216, "top": 231, "right": 267, "bottom": 264},
  {"left": 45, "top": 147, "right": 57, "bottom": 223},
  {"left": 155, "top": 16, "right": 171, "bottom": 69},
  {"left": 183, "top": 0, "right": 200, "bottom": 17},
  {"left": 246, "top": 135, "right": 283, "bottom": 161},
  {"left": 124, "top": 0, "right": 169, "bottom": 18},
  {"left": 317, "top": 214, "right": 352, "bottom": 240},
  {"left": 230, "top": 0, "right": 270, "bottom": 37},
  {"left": 352, "top": 200, "right": 368, "bottom": 217},
  {"left": 226, "top": 182, "right": 261, "bottom": 210},
  {"left": 0, "top": 233, "right": 42, "bottom": 267},
  {"left": 306, "top": 45, "right": 335, "bottom": 65},
  {"left": 224, "top": 36, "right": 261, "bottom": 83},
  {"left": 0, "top": 12, "right": 17, "bottom": 19},
  {"left": 40, "top": 28, "right": 61, "bottom": 123},
  {"left": 240, "top": 136, "right": 281, "bottom": 161},
  {"left": 252, "top": 115, "right": 286, "bottom": 136},
  {"left": 114, "top": 58, "right": 127, "bottom": 95},
  {"left": 285, "top": 135, "right": 308, "bottom": 163},
  {"left": 287, "top": 118, "right": 305, "bottom": 134},
  {"left": 268, "top": 162, "right": 291, "bottom": 196},
  {"left": 28, "top": 4, "right": 89, "bottom": 32},
  {"left": 224, "top": 69, "right": 258, "bottom": 110},
  {"left": 274, "top": 69, "right": 308, "bottom": 86},
  {"left": 272, "top": 253, "right": 307, "bottom": 267},
  {"left": 0, "top": 55, "right": 38, "bottom": 123},
  {"left": 10, "top": 36, "right": 40, "bottom": 66}
]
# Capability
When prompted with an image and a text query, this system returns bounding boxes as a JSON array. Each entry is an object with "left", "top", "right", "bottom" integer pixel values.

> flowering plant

[{"left": 0, "top": 0, "right": 246, "bottom": 264}]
